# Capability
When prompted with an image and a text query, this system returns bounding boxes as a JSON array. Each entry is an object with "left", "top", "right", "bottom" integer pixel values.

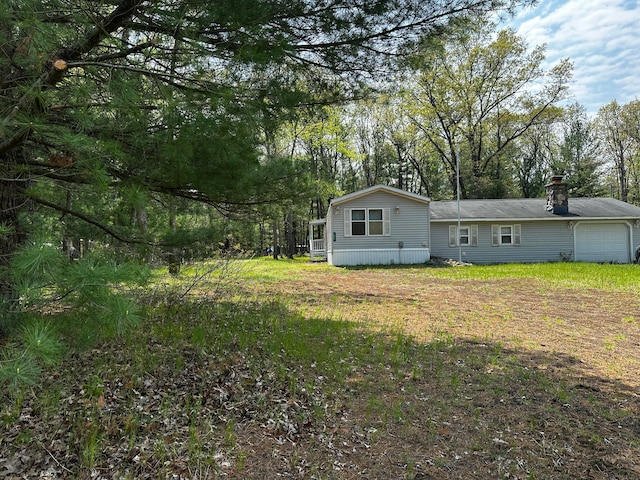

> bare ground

[
  {"left": 1, "top": 262, "right": 639, "bottom": 479},
  {"left": 257, "top": 265, "right": 640, "bottom": 391}
]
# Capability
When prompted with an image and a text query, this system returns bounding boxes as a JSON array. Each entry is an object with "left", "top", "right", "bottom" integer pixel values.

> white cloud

[{"left": 503, "top": 0, "right": 640, "bottom": 114}]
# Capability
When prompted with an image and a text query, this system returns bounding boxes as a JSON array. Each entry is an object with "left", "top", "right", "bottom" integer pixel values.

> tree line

[
  {"left": 261, "top": 20, "right": 640, "bottom": 258},
  {"left": 281, "top": 21, "right": 640, "bottom": 214}
]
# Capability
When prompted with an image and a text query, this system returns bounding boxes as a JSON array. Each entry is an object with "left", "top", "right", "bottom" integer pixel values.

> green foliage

[
  {"left": 10, "top": 241, "right": 149, "bottom": 309},
  {"left": 595, "top": 99, "right": 640, "bottom": 204},
  {"left": 102, "top": 295, "right": 142, "bottom": 337},
  {"left": 1, "top": 242, "right": 148, "bottom": 390},
  {"left": 553, "top": 103, "right": 605, "bottom": 197},
  {"left": 20, "top": 319, "right": 63, "bottom": 366},
  {"left": 10, "top": 241, "right": 65, "bottom": 286},
  {"left": 405, "top": 19, "right": 571, "bottom": 199},
  {"left": 0, "top": 348, "right": 42, "bottom": 393},
  {"left": 0, "top": 317, "right": 63, "bottom": 393}
]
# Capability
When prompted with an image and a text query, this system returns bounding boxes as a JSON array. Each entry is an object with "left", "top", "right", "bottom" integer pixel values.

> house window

[
  {"left": 345, "top": 208, "right": 390, "bottom": 236},
  {"left": 368, "top": 209, "right": 383, "bottom": 235},
  {"left": 449, "top": 225, "right": 478, "bottom": 247},
  {"left": 491, "top": 224, "right": 521, "bottom": 246},
  {"left": 460, "top": 226, "right": 471, "bottom": 245},
  {"left": 351, "top": 209, "right": 366, "bottom": 235},
  {"left": 500, "top": 226, "right": 513, "bottom": 244}
]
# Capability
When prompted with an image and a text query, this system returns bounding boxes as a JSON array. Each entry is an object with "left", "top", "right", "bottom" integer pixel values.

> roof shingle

[{"left": 430, "top": 197, "right": 640, "bottom": 221}]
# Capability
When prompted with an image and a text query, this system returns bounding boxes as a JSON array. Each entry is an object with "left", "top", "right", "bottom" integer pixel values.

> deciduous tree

[
  {"left": 554, "top": 103, "right": 604, "bottom": 197},
  {"left": 595, "top": 101, "right": 637, "bottom": 202},
  {"left": 405, "top": 20, "right": 571, "bottom": 199}
]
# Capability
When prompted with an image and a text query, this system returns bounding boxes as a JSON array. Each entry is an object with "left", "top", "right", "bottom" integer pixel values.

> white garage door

[{"left": 575, "top": 223, "right": 629, "bottom": 263}]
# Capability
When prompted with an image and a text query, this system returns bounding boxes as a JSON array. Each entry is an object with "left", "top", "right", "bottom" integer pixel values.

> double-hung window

[
  {"left": 351, "top": 209, "right": 366, "bottom": 235},
  {"left": 491, "top": 224, "right": 521, "bottom": 246},
  {"left": 449, "top": 225, "right": 478, "bottom": 247},
  {"left": 345, "top": 208, "right": 390, "bottom": 236},
  {"left": 368, "top": 209, "right": 383, "bottom": 235}
]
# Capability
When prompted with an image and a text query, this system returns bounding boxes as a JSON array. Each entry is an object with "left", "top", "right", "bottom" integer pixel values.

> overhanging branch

[
  {"left": 56, "top": 0, "right": 146, "bottom": 63},
  {"left": 28, "top": 194, "right": 145, "bottom": 245}
]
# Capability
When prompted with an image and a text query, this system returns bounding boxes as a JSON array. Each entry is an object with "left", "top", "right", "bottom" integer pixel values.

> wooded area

[{"left": 1, "top": 0, "right": 640, "bottom": 384}]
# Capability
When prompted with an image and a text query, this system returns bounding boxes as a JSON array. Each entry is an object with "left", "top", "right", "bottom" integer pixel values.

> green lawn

[{"left": 2, "top": 257, "right": 639, "bottom": 479}]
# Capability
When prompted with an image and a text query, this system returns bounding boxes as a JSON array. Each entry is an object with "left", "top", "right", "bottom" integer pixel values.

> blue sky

[{"left": 500, "top": 0, "right": 640, "bottom": 115}]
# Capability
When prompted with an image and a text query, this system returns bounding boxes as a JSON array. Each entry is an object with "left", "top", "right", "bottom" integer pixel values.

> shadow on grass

[
  {"left": 1, "top": 296, "right": 639, "bottom": 479},
  {"left": 249, "top": 303, "right": 640, "bottom": 480}
]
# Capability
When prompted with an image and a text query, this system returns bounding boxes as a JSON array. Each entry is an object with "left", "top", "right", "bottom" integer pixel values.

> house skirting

[{"left": 328, "top": 248, "right": 430, "bottom": 266}]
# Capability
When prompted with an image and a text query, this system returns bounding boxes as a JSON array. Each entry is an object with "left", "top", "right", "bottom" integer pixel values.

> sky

[{"left": 501, "top": 0, "right": 640, "bottom": 116}]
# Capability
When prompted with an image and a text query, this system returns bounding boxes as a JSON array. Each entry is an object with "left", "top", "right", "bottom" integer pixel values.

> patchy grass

[
  {"left": 425, "top": 261, "right": 640, "bottom": 291},
  {"left": 1, "top": 257, "right": 640, "bottom": 479}
]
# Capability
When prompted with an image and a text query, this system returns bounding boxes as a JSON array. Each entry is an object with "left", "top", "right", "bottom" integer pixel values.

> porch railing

[{"left": 310, "top": 238, "right": 326, "bottom": 260}]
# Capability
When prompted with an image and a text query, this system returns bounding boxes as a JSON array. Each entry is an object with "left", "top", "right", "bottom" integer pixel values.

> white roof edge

[{"left": 331, "top": 185, "right": 430, "bottom": 205}]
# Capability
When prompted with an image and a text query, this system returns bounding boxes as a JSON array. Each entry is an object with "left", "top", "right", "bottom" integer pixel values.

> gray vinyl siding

[
  {"left": 331, "top": 191, "right": 430, "bottom": 251},
  {"left": 324, "top": 188, "right": 640, "bottom": 265},
  {"left": 431, "top": 221, "right": 575, "bottom": 264}
]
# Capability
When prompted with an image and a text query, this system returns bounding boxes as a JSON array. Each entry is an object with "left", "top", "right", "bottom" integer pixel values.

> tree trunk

[
  {"left": 285, "top": 212, "right": 296, "bottom": 259},
  {"left": 272, "top": 221, "right": 279, "bottom": 259},
  {"left": 0, "top": 155, "right": 28, "bottom": 335}
]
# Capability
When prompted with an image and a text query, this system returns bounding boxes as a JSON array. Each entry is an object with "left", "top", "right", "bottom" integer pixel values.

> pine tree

[{"left": 0, "top": 1, "right": 535, "bottom": 387}]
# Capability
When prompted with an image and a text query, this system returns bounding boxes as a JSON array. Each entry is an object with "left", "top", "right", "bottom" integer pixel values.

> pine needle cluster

[{"left": 0, "top": 241, "right": 148, "bottom": 394}]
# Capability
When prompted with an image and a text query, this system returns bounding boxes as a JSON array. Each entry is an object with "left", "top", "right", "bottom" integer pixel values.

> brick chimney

[{"left": 545, "top": 175, "right": 568, "bottom": 214}]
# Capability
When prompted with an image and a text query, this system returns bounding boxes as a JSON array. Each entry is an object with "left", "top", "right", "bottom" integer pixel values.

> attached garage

[
  {"left": 575, "top": 222, "right": 631, "bottom": 263},
  {"left": 429, "top": 193, "right": 640, "bottom": 265}
]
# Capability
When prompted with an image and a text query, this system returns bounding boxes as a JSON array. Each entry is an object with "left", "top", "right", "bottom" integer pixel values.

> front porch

[{"left": 309, "top": 218, "right": 327, "bottom": 261}]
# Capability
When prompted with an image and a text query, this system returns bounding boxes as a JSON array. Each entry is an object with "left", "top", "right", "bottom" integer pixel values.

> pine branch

[
  {"left": 89, "top": 39, "right": 158, "bottom": 63},
  {"left": 0, "top": 128, "right": 31, "bottom": 157},
  {"left": 48, "top": 103, "right": 158, "bottom": 111},
  {"left": 55, "top": 0, "right": 146, "bottom": 63},
  {"left": 65, "top": 61, "right": 218, "bottom": 93},
  {"left": 28, "top": 194, "right": 142, "bottom": 245},
  {"left": 2, "top": 2, "right": 142, "bottom": 152},
  {"left": 28, "top": 169, "right": 94, "bottom": 185},
  {"left": 0, "top": 60, "right": 68, "bottom": 134}
]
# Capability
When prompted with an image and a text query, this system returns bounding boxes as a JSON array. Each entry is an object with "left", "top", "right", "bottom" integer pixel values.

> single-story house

[
  {"left": 309, "top": 178, "right": 640, "bottom": 266},
  {"left": 309, "top": 185, "right": 431, "bottom": 266}
]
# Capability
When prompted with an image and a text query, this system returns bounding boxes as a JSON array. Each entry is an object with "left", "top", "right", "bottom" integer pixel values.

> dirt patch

[
  {"left": 254, "top": 267, "right": 640, "bottom": 390},
  {"left": 2, "top": 262, "right": 639, "bottom": 479}
]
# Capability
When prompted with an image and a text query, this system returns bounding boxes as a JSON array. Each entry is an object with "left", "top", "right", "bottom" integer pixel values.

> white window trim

[
  {"left": 344, "top": 208, "right": 391, "bottom": 237},
  {"left": 491, "top": 224, "right": 521, "bottom": 246},
  {"left": 449, "top": 225, "right": 478, "bottom": 247}
]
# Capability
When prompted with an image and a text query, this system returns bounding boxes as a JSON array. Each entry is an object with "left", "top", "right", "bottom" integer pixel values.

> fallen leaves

[{"left": 2, "top": 263, "right": 640, "bottom": 479}]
